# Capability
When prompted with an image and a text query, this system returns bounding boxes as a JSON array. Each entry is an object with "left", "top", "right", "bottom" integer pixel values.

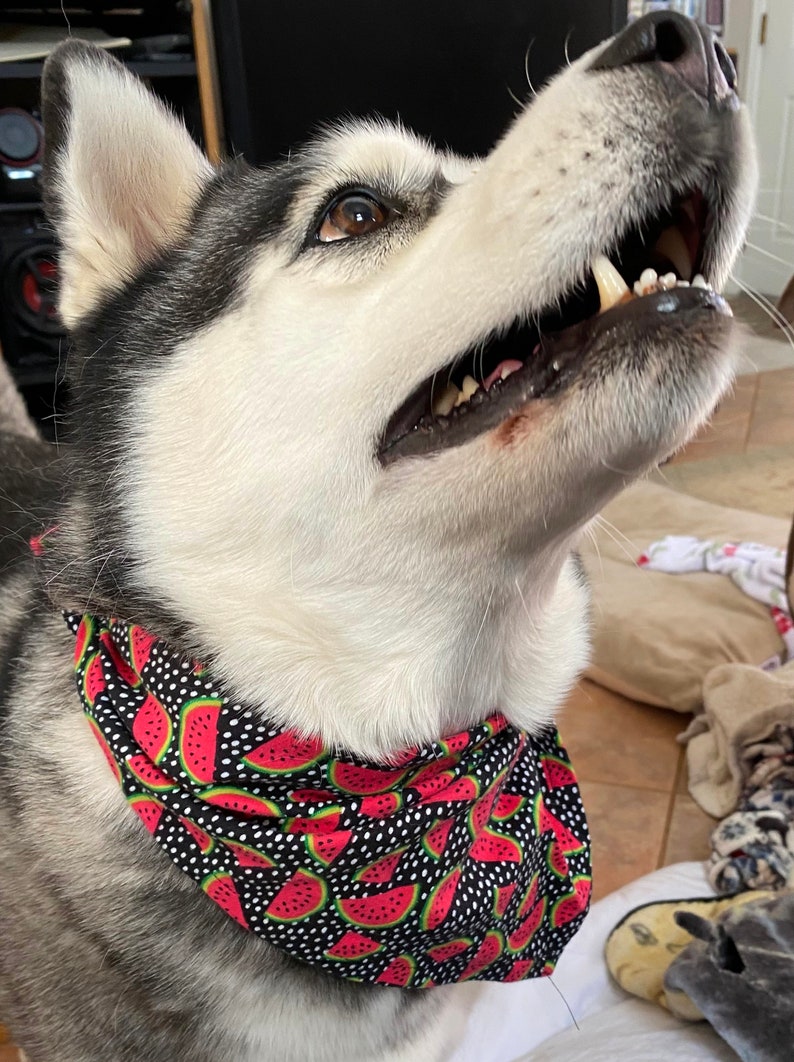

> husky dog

[{"left": 0, "top": 13, "right": 755, "bottom": 1062}]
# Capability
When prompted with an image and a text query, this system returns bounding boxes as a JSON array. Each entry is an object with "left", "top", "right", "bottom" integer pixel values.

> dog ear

[{"left": 41, "top": 40, "right": 212, "bottom": 326}]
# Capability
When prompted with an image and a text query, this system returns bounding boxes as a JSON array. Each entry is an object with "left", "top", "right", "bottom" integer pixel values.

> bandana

[{"left": 67, "top": 612, "right": 591, "bottom": 987}]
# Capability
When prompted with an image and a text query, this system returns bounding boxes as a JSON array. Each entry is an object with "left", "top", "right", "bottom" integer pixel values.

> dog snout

[{"left": 591, "top": 11, "right": 737, "bottom": 107}]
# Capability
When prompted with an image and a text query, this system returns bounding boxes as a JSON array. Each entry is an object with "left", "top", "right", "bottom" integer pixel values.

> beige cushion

[{"left": 580, "top": 481, "right": 789, "bottom": 713}]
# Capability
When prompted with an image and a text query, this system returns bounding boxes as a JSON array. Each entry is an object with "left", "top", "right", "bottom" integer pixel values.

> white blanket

[{"left": 447, "top": 862, "right": 736, "bottom": 1062}]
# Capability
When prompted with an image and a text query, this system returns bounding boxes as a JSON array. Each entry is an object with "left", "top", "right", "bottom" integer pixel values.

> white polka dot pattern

[{"left": 67, "top": 612, "right": 592, "bottom": 987}]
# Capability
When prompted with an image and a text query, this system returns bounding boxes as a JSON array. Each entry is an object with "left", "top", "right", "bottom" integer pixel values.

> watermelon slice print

[
  {"left": 129, "top": 625, "right": 157, "bottom": 673},
  {"left": 286, "top": 806, "right": 342, "bottom": 835},
  {"left": 359, "top": 792, "right": 403, "bottom": 818},
  {"left": 224, "top": 839, "right": 276, "bottom": 869},
  {"left": 86, "top": 716, "right": 121, "bottom": 784},
  {"left": 202, "top": 871, "right": 248, "bottom": 929},
  {"left": 328, "top": 760, "right": 407, "bottom": 795},
  {"left": 353, "top": 845, "right": 408, "bottom": 884},
  {"left": 534, "top": 793, "right": 587, "bottom": 855},
  {"left": 459, "top": 930, "right": 504, "bottom": 981},
  {"left": 546, "top": 838, "right": 569, "bottom": 879},
  {"left": 427, "top": 937, "right": 473, "bottom": 963},
  {"left": 324, "top": 930, "right": 383, "bottom": 962},
  {"left": 551, "top": 876, "right": 592, "bottom": 929},
  {"left": 507, "top": 898, "right": 547, "bottom": 953},
  {"left": 337, "top": 884, "right": 419, "bottom": 929},
  {"left": 422, "top": 818, "right": 455, "bottom": 861},
  {"left": 200, "top": 786, "right": 282, "bottom": 818},
  {"left": 242, "top": 729, "right": 324, "bottom": 774},
  {"left": 493, "top": 882, "right": 517, "bottom": 918},
  {"left": 128, "top": 794, "right": 164, "bottom": 835},
  {"left": 504, "top": 958, "right": 535, "bottom": 982},
  {"left": 375, "top": 954, "right": 416, "bottom": 987},
  {"left": 132, "top": 693, "right": 172, "bottom": 764},
  {"left": 180, "top": 816, "right": 214, "bottom": 854},
  {"left": 127, "top": 753, "right": 177, "bottom": 792},
  {"left": 83, "top": 653, "right": 106, "bottom": 707},
  {"left": 74, "top": 615, "right": 94, "bottom": 668},
  {"left": 266, "top": 869, "right": 327, "bottom": 923},
  {"left": 179, "top": 698, "right": 222, "bottom": 785},
  {"left": 420, "top": 867, "right": 461, "bottom": 931},
  {"left": 99, "top": 630, "right": 140, "bottom": 687},
  {"left": 306, "top": 830, "right": 352, "bottom": 867},
  {"left": 517, "top": 873, "right": 540, "bottom": 920},
  {"left": 541, "top": 754, "right": 577, "bottom": 790},
  {"left": 469, "top": 827, "right": 522, "bottom": 863},
  {"left": 492, "top": 792, "right": 526, "bottom": 822}
]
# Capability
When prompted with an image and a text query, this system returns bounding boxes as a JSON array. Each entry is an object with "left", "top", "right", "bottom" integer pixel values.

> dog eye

[{"left": 317, "top": 192, "right": 389, "bottom": 243}]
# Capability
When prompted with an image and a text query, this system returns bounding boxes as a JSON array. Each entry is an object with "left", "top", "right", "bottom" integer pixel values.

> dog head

[{"left": 41, "top": 17, "right": 756, "bottom": 757}]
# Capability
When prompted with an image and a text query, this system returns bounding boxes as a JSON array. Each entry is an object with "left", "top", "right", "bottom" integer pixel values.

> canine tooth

[
  {"left": 432, "top": 383, "right": 459, "bottom": 416},
  {"left": 592, "top": 255, "right": 629, "bottom": 312},
  {"left": 654, "top": 226, "right": 693, "bottom": 281},
  {"left": 691, "top": 274, "right": 708, "bottom": 289}
]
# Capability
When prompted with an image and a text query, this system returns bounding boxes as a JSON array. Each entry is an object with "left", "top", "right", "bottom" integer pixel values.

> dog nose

[{"left": 591, "top": 11, "right": 737, "bottom": 105}]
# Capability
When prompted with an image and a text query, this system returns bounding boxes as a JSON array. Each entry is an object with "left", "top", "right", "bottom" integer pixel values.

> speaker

[
  {"left": 0, "top": 204, "right": 68, "bottom": 438},
  {"left": 0, "top": 108, "right": 44, "bottom": 202}
]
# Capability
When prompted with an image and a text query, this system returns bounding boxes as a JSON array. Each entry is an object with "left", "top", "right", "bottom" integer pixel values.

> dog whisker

[
  {"left": 742, "top": 240, "right": 794, "bottom": 274},
  {"left": 731, "top": 276, "right": 794, "bottom": 352},
  {"left": 456, "top": 587, "right": 494, "bottom": 703},
  {"left": 523, "top": 39, "right": 538, "bottom": 98}
]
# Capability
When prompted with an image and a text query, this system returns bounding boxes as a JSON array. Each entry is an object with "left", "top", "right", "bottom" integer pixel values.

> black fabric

[{"left": 68, "top": 611, "right": 592, "bottom": 987}]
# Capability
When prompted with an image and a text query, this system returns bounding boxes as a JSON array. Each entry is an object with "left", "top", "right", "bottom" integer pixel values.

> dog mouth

[{"left": 378, "top": 188, "right": 730, "bottom": 466}]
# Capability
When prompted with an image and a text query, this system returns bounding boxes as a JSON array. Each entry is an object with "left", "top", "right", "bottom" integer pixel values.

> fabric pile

[
  {"left": 710, "top": 724, "right": 794, "bottom": 893},
  {"left": 641, "top": 535, "right": 794, "bottom": 896}
]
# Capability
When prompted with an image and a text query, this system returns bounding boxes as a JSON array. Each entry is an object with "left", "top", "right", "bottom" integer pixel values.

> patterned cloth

[
  {"left": 710, "top": 726, "right": 794, "bottom": 894},
  {"left": 67, "top": 612, "right": 592, "bottom": 988}
]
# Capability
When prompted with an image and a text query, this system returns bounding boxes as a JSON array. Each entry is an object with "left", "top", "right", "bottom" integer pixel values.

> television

[{"left": 211, "top": 0, "right": 628, "bottom": 163}]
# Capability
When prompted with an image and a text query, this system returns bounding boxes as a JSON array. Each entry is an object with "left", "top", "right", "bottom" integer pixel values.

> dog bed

[{"left": 579, "top": 482, "right": 790, "bottom": 713}]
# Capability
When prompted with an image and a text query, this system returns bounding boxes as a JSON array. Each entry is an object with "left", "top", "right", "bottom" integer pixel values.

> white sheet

[{"left": 447, "top": 862, "right": 733, "bottom": 1062}]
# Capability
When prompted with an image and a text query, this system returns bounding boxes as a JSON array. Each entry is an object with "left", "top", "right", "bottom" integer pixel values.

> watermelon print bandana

[{"left": 68, "top": 612, "right": 592, "bottom": 988}]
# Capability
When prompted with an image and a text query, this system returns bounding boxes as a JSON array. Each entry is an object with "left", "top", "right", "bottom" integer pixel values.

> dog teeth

[
  {"left": 434, "top": 375, "right": 483, "bottom": 416},
  {"left": 592, "top": 255, "right": 630, "bottom": 313},
  {"left": 454, "top": 375, "right": 480, "bottom": 407},
  {"left": 632, "top": 267, "right": 711, "bottom": 298},
  {"left": 654, "top": 226, "right": 693, "bottom": 281},
  {"left": 634, "top": 268, "right": 659, "bottom": 296},
  {"left": 432, "top": 383, "right": 459, "bottom": 417},
  {"left": 483, "top": 359, "right": 523, "bottom": 392}
]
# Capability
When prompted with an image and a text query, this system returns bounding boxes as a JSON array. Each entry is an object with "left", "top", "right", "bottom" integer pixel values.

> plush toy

[{"left": 606, "top": 890, "right": 794, "bottom": 1062}]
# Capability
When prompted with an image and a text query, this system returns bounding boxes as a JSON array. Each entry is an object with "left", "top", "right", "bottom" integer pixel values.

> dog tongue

[{"left": 483, "top": 359, "right": 523, "bottom": 392}]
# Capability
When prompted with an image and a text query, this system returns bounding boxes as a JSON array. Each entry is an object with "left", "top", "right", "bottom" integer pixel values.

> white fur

[
  {"left": 51, "top": 53, "right": 211, "bottom": 325},
  {"left": 48, "top": 44, "right": 756, "bottom": 761}
]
